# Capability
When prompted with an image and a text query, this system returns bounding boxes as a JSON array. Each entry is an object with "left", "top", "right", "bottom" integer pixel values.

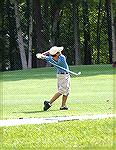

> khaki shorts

[{"left": 57, "top": 74, "right": 70, "bottom": 96}]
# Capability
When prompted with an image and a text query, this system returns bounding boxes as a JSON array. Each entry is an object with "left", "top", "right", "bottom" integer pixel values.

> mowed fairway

[{"left": 1, "top": 64, "right": 116, "bottom": 149}]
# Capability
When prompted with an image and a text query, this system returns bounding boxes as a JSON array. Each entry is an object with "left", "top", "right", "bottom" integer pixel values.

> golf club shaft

[{"left": 48, "top": 61, "right": 80, "bottom": 76}]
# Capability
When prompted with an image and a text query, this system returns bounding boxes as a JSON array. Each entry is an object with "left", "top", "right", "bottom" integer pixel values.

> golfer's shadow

[
  {"left": 21, "top": 110, "right": 44, "bottom": 114},
  {"left": 13, "top": 109, "right": 58, "bottom": 114},
  {"left": 13, "top": 110, "right": 43, "bottom": 114}
]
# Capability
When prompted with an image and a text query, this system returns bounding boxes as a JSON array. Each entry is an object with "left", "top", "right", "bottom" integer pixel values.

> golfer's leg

[
  {"left": 50, "top": 92, "right": 62, "bottom": 104},
  {"left": 61, "top": 95, "right": 68, "bottom": 107}
]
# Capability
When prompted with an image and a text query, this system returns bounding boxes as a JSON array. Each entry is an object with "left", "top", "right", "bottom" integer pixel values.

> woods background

[{"left": 0, "top": 0, "right": 116, "bottom": 71}]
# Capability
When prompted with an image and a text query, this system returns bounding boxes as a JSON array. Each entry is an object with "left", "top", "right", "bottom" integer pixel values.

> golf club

[{"left": 48, "top": 61, "right": 81, "bottom": 76}]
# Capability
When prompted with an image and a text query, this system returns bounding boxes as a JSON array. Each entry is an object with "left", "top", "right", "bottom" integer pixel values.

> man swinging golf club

[{"left": 36, "top": 46, "right": 70, "bottom": 111}]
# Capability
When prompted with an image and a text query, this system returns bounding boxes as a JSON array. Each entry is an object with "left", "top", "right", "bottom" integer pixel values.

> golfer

[{"left": 37, "top": 46, "right": 70, "bottom": 111}]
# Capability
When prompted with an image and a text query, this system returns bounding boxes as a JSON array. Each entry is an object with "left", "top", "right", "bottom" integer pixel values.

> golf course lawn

[{"left": 1, "top": 64, "right": 116, "bottom": 149}]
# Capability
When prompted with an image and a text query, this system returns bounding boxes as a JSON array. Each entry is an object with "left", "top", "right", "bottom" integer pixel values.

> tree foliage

[{"left": 1, "top": 0, "right": 116, "bottom": 71}]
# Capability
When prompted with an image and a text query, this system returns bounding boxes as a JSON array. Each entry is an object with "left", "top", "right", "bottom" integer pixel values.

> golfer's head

[{"left": 49, "top": 46, "right": 64, "bottom": 57}]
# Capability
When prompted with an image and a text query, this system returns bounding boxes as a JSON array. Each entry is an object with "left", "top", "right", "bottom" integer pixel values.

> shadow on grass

[
  {"left": 2, "top": 64, "right": 114, "bottom": 82},
  {"left": 13, "top": 109, "right": 59, "bottom": 114}
]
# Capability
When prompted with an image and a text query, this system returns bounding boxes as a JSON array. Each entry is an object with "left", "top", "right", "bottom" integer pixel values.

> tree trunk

[
  {"left": 105, "top": 0, "right": 112, "bottom": 63},
  {"left": 0, "top": 0, "right": 6, "bottom": 71},
  {"left": 50, "top": 8, "right": 60, "bottom": 46},
  {"left": 82, "top": 0, "right": 92, "bottom": 65},
  {"left": 6, "top": 0, "right": 21, "bottom": 70},
  {"left": 28, "top": 14, "right": 33, "bottom": 69},
  {"left": 27, "top": 0, "right": 33, "bottom": 69},
  {"left": 111, "top": 1, "right": 116, "bottom": 63},
  {"left": 72, "top": 0, "right": 81, "bottom": 65},
  {"left": 33, "top": 0, "right": 46, "bottom": 67},
  {"left": 44, "top": 0, "right": 51, "bottom": 67},
  {"left": 14, "top": 0, "right": 27, "bottom": 69},
  {"left": 44, "top": 0, "right": 50, "bottom": 46},
  {"left": 96, "top": 0, "right": 102, "bottom": 64}
]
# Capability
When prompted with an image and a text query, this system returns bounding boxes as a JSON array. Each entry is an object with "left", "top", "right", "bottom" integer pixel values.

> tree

[
  {"left": 6, "top": 0, "right": 22, "bottom": 70},
  {"left": 111, "top": 0, "right": 116, "bottom": 63},
  {"left": 14, "top": 0, "right": 27, "bottom": 69},
  {"left": 82, "top": 0, "right": 92, "bottom": 65},
  {"left": 33, "top": 0, "right": 46, "bottom": 67},
  {"left": 105, "top": 0, "right": 112, "bottom": 63},
  {"left": 96, "top": 0, "right": 102, "bottom": 64},
  {"left": 0, "top": 0, "right": 6, "bottom": 70},
  {"left": 72, "top": 0, "right": 81, "bottom": 65},
  {"left": 50, "top": 0, "right": 61, "bottom": 46},
  {"left": 1, "top": 0, "right": 116, "bottom": 70},
  {"left": 26, "top": 0, "right": 33, "bottom": 69}
]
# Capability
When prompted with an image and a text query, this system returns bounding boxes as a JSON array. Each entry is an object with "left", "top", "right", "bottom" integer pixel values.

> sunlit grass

[
  {"left": 1, "top": 64, "right": 115, "bottom": 149},
  {"left": 2, "top": 118, "right": 115, "bottom": 149}
]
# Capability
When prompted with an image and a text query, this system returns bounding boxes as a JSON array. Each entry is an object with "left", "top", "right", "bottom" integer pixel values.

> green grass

[
  {"left": 1, "top": 118, "right": 115, "bottom": 150},
  {"left": 1, "top": 64, "right": 114, "bottom": 119},
  {"left": 1, "top": 64, "right": 116, "bottom": 149}
]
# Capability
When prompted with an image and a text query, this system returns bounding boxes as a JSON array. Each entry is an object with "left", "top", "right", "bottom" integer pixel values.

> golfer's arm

[{"left": 45, "top": 56, "right": 58, "bottom": 65}]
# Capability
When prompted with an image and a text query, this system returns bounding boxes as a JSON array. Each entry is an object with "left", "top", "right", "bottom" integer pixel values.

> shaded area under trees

[{"left": 1, "top": 0, "right": 116, "bottom": 71}]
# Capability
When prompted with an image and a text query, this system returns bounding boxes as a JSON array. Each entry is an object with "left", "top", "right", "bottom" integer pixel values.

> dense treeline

[{"left": 0, "top": 0, "right": 116, "bottom": 71}]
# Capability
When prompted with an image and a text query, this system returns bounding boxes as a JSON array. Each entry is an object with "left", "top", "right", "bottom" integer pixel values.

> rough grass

[{"left": 1, "top": 118, "right": 115, "bottom": 149}]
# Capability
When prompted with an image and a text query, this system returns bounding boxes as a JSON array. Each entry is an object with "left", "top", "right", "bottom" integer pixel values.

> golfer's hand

[{"left": 36, "top": 53, "right": 46, "bottom": 59}]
